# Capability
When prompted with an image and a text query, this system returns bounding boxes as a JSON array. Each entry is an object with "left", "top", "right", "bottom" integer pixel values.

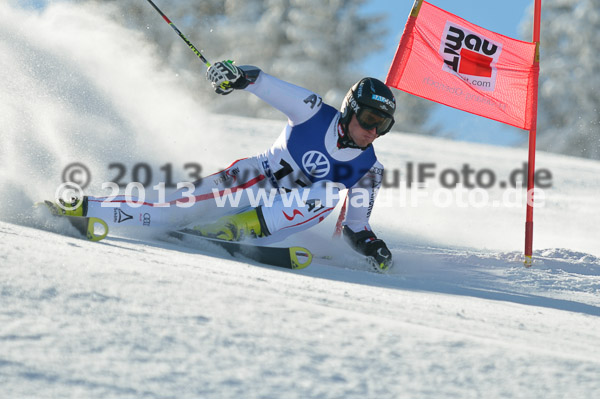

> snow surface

[{"left": 1, "top": 2, "right": 600, "bottom": 398}]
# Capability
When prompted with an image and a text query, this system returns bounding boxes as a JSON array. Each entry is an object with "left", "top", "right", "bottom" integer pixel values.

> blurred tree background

[
  {"left": 521, "top": 0, "right": 600, "bottom": 159},
  {"left": 74, "top": 0, "right": 434, "bottom": 135},
  {"left": 30, "top": 0, "right": 600, "bottom": 159}
]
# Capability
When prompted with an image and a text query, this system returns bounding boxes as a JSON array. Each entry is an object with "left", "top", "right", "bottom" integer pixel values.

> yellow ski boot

[{"left": 194, "top": 208, "right": 268, "bottom": 241}]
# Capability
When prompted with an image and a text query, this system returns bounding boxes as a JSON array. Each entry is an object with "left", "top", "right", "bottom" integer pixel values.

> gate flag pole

[
  {"left": 385, "top": 0, "right": 542, "bottom": 267},
  {"left": 524, "top": 0, "right": 542, "bottom": 267}
]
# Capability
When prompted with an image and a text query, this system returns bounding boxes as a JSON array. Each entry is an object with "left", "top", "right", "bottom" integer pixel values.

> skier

[{"left": 48, "top": 61, "right": 395, "bottom": 271}]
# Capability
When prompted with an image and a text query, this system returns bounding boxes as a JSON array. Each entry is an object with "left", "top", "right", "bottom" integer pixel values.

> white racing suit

[{"left": 85, "top": 70, "right": 384, "bottom": 242}]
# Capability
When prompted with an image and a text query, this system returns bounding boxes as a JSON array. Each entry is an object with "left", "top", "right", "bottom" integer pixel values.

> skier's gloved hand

[
  {"left": 342, "top": 226, "right": 393, "bottom": 273},
  {"left": 206, "top": 60, "right": 249, "bottom": 95}
]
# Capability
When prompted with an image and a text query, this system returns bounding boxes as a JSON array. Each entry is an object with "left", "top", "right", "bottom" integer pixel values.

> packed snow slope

[{"left": 1, "top": 3, "right": 600, "bottom": 398}]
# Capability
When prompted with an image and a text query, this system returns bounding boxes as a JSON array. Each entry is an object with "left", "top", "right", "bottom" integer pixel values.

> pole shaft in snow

[
  {"left": 333, "top": 195, "right": 348, "bottom": 238},
  {"left": 145, "top": 0, "right": 211, "bottom": 68}
]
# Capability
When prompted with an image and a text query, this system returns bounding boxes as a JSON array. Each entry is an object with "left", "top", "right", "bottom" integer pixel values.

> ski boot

[
  {"left": 194, "top": 208, "right": 269, "bottom": 241},
  {"left": 43, "top": 196, "right": 88, "bottom": 217}
]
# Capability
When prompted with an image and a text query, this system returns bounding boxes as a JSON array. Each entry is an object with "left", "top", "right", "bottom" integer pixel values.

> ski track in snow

[{"left": 1, "top": 221, "right": 600, "bottom": 399}]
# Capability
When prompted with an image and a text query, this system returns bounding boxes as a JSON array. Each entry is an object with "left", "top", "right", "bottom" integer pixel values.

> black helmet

[{"left": 340, "top": 77, "right": 396, "bottom": 136}]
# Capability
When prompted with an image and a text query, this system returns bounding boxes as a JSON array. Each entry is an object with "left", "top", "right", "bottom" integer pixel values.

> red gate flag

[{"left": 386, "top": 1, "right": 539, "bottom": 130}]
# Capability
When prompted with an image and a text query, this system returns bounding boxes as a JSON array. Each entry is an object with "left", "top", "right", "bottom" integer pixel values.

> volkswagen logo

[{"left": 301, "top": 151, "right": 330, "bottom": 178}]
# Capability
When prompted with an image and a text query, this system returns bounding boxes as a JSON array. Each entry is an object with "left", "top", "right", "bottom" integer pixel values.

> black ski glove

[
  {"left": 342, "top": 226, "right": 393, "bottom": 272},
  {"left": 206, "top": 60, "right": 250, "bottom": 95}
]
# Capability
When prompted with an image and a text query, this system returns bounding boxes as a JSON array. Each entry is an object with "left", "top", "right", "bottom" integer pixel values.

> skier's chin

[{"left": 355, "top": 134, "right": 376, "bottom": 147}]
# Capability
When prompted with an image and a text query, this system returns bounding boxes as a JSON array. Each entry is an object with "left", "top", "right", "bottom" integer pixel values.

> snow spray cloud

[{"left": 0, "top": 2, "right": 216, "bottom": 222}]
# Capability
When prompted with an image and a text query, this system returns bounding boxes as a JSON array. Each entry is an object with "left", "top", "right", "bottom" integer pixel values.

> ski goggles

[{"left": 356, "top": 107, "right": 395, "bottom": 136}]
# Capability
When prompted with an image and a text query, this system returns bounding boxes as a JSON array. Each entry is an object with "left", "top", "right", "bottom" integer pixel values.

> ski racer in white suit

[{"left": 55, "top": 61, "right": 396, "bottom": 271}]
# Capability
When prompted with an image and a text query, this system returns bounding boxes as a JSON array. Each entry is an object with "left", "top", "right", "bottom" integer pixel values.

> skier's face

[{"left": 348, "top": 114, "right": 378, "bottom": 147}]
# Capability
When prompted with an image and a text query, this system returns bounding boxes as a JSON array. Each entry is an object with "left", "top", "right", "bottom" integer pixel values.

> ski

[
  {"left": 39, "top": 214, "right": 109, "bottom": 242},
  {"left": 170, "top": 228, "right": 313, "bottom": 270},
  {"left": 34, "top": 202, "right": 109, "bottom": 242}
]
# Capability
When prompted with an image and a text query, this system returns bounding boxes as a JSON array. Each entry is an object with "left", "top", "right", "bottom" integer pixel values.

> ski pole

[
  {"left": 332, "top": 194, "right": 348, "bottom": 238},
  {"left": 145, "top": 0, "right": 211, "bottom": 67}
]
